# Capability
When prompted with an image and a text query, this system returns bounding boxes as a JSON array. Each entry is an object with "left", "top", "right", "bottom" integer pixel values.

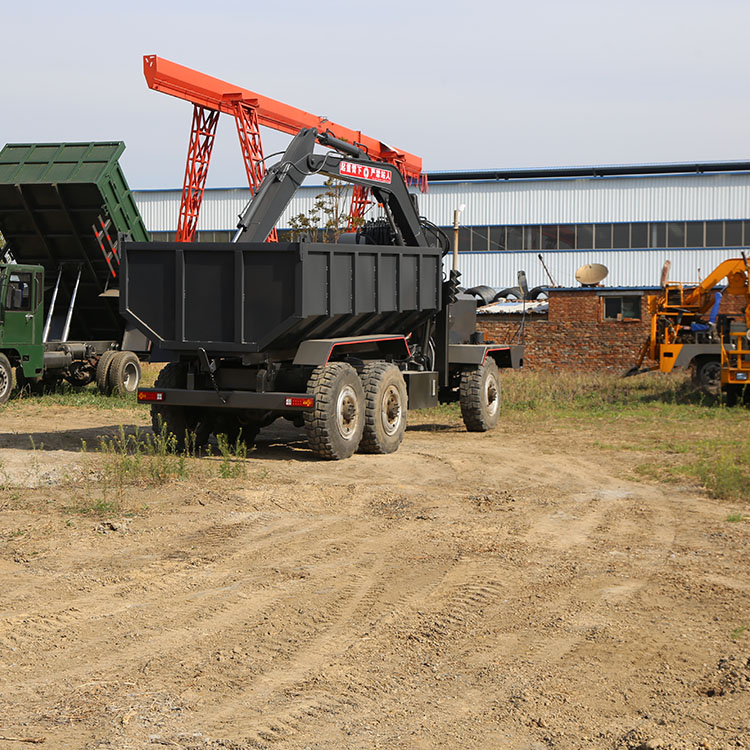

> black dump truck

[
  {"left": 122, "top": 128, "right": 523, "bottom": 459},
  {"left": 0, "top": 142, "right": 150, "bottom": 402}
]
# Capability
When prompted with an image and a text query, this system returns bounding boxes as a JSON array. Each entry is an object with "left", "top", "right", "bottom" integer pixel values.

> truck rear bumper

[{"left": 137, "top": 388, "right": 314, "bottom": 411}]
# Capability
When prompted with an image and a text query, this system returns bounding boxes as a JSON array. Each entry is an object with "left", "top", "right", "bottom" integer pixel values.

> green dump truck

[{"left": 0, "top": 142, "right": 150, "bottom": 403}]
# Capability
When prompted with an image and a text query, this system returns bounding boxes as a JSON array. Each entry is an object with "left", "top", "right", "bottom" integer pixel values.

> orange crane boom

[
  {"left": 143, "top": 55, "right": 424, "bottom": 241},
  {"left": 144, "top": 56, "right": 422, "bottom": 177}
]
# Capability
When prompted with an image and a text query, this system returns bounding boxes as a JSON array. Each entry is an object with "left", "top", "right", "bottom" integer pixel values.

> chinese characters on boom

[{"left": 339, "top": 161, "right": 393, "bottom": 184}]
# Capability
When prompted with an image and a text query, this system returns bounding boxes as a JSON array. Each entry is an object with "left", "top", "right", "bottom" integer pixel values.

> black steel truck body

[{"left": 123, "top": 128, "right": 523, "bottom": 458}]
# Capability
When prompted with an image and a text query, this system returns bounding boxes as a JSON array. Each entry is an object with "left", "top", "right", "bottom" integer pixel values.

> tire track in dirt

[
  {"left": 464, "top": 483, "right": 679, "bottom": 675},
  {"left": 4, "top": 515, "right": 381, "bottom": 689},
  {"left": 198, "top": 527, "right": 436, "bottom": 741},
  {"left": 203, "top": 561, "right": 507, "bottom": 747}
]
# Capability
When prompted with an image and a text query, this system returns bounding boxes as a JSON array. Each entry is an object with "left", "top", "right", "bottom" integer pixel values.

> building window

[
  {"left": 523, "top": 226, "right": 540, "bottom": 250},
  {"left": 489, "top": 226, "right": 506, "bottom": 250},
  {"left": 667, "top": 222, "right": 685, "bottom": 247},
  {"left": 631, "top": 223, "right": 648, "bottom": 248},
  {"left": 602, "top": 295, "right": 641, "bottom": 321},
  {"left": 705, "top": 221, "right": 723, "bottom": 247},
  {"left": 444, "top": 218, "right": 749, "bottom": 253},
  {"left": 576, "top": 224, "right": 593, "bottom": 249},
  {"left": 541, "top": 225, "right": 557, "bottom": 249},
  {"left": 458, "top": 227, "right": 471, "bottom": 251},
  {"left": 613, "top": 223, "right": 630, "bottom": 248},
  {"left": 686, "top": 221, "right": 704, "bottom": 247},
  {"left": 507, "top": 226, "right": 523, "bottom": 250},
  {"left": 594, "top": 224, "right": 612, "bottom": 249},
  {"left": 471, "top": 227, "right": 489, "bottom": 251},
  {"left": 559, "top": 225, "right": 575, "bottom": 250},
  {"left": 651, "top": 223, "right": 667, "bottom": 247},
  {"left": 725, "top": 221, "right": 742, "bottom": 246}
]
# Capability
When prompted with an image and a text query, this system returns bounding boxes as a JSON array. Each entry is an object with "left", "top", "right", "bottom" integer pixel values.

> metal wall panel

[
  {"left": 449, "top": 248, "right": 746, "bottom": 290},
  {"left": 133, "top": 170, "right": 750, "bottom": 235}
]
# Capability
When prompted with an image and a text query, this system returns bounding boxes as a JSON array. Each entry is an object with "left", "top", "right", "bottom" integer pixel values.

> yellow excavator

[{"left": 627, "top": 256, "right": 750, "bottom": 401}]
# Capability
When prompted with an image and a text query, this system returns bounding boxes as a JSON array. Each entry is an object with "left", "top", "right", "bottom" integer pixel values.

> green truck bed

[{"left": 0, "top": 142, "right": 149, "bottom": 342}]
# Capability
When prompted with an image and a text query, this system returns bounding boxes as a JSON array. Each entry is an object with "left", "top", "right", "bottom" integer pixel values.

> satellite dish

[
  {"left": 575, "top": 263, "right": 609, "bottom": 286},
  {"left": 660, "top": 260, "right": 671, "bottom": 288}
]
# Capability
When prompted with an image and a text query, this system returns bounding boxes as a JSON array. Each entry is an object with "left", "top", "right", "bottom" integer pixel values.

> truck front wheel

[
  {"left": 304, "top": 362, "right": 365, "bottom": 460},
  {"left": 0, "top": 354, "right": 13, "bottom": 404},
  {"left": 359, "top": 362, "right": 407, "bottom": 454},
  {"left": 459, "top": 359, "right": 501, "bottom": 432}
]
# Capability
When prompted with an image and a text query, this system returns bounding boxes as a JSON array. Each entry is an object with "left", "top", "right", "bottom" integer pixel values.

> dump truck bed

[
  {"left": 121, "top": 240, "right": 443, "bottom": 355},
  {"left": 0, "top": 142, "right": 149, "bottom": 342}
]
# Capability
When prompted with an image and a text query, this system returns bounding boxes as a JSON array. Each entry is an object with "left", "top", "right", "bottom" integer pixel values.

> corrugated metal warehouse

[{"left": 133, "top": 160, "right": 750, "bottom": 290}]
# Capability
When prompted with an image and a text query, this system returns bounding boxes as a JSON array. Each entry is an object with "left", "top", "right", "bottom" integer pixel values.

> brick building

[{"left": 476, "top": 287, "right": 746, "bottom": 372}]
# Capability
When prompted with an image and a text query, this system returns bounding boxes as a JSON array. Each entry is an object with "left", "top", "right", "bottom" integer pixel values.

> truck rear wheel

[
  {"left": 459, "top": 359, "right": 501, "bottom": 432},
  {"left": 96, "top": 350, "right": 117, "bottom": 394},
  {"left": 304, "top": 362, "right": 365, "bottom": 460},
  {"left": 0, "top": 354, "right": 13, "bottom": 404},
  {"left": 151, "top": 363, "right": 210, "bottom": 451},
  {"left": 359, "top": 362, "right": 407, "bottom": 454},
  {"left": 108, "top": 351, "right": 141, "bottom": 395}
]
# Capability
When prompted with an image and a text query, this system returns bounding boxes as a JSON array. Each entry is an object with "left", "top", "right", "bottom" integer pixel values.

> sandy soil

[{"left": 0, "top": 403, "right": 748, "bottom": 749}]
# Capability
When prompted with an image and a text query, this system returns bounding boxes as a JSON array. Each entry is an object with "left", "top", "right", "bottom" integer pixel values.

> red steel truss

[
  {"left": 176, "top": 106, "right": 219, "bottom": 242},
  {"left": 230, "top": 99, "right": 278, "bottom": 243},
  {"left": 143, "top": 55, "right": 424, "bottom": 242}
]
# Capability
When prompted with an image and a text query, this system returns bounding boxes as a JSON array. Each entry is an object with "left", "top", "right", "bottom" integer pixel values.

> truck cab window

[{"left": 6, "top": 273, "right": 32, "bottom": 311}]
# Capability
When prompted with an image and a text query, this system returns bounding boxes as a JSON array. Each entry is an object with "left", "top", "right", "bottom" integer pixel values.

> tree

[{"left": 286, "top": 177, "right": 364, "bottom": 242}]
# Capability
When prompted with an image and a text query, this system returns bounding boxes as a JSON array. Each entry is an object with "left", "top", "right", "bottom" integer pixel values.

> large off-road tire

[
  {"left": 108, "top": 351, "right": 141, "bottom": 395},
  {"left": 459, "top": 359, "right": 501, "bottom": 432},
  {"left": 304, "top": 362, "right": 365, "bottom": 460},
  {"left": 96, "top": 350, "right": 117, "bottom": 394},
  {"left": 693, "top": 357, "right": 721, "bottom": 394},
  {"left": 359, "top": 362, "right": 408, "bottom": 454},
  {"left": 0, "top": 354, "right": 13, "bottom": 405},
  {"left": 151, "top": 363, "right": 210, "bottom": 451}
]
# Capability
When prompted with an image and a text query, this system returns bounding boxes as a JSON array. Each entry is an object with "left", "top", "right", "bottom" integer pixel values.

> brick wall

[{"left": 477, "top": 288, "right": 746, "bottom": 372}]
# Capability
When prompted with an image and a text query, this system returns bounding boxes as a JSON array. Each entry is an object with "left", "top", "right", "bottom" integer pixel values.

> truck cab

[{"left": 0, "top": 263, "right": 45, "bottom": 386}]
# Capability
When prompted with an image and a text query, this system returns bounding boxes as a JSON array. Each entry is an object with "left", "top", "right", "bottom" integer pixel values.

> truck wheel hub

[
  {"left": 485, "top": 378, "right": 499, "bottom": 416},
  {"left": 337, "top": 385, "right": 360, "bottom": 439},
  {"left": 381, "top": 385, "right": 403, "bottom": 436}
]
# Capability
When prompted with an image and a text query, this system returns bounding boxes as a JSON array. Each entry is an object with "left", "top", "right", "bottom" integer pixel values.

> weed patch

[{"left": 216, "top": 432, "right": 248, "bottom": 478}]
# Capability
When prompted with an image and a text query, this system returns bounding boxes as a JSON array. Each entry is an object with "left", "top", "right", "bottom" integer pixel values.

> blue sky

[{"left": 3, "top": 0, "right": 750, "bottom": 189}]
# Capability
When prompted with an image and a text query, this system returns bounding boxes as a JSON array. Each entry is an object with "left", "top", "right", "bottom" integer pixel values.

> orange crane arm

[
  {"left": 143, "top": 55, "right": 422, "bottom": 180},
  {"left": 683, "top": 257, "right": 749, "bottom": 308}
]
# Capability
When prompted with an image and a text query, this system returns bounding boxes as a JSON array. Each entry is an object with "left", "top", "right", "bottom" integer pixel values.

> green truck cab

[{"left": 0, "top": 264, "right": 45, "bottom": 392}]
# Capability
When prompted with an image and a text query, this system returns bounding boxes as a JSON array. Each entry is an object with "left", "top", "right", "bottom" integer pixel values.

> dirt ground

[{"left": 0, "top": 402, "right": 748, "bottom": 750}]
